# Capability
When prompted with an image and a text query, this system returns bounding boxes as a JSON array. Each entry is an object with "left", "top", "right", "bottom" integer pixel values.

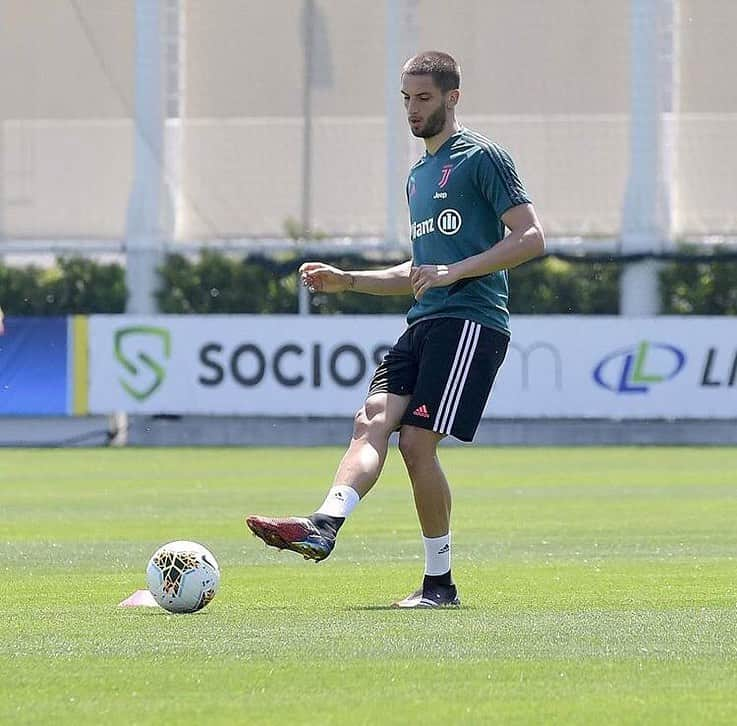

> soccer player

[{"left": 246, "top": 51, "right": 545, "bottom": 608}]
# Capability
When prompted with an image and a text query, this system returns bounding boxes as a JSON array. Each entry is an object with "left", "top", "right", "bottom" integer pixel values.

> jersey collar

[{"left": 424, "top": 127, "right": 464, "bottom": 159}]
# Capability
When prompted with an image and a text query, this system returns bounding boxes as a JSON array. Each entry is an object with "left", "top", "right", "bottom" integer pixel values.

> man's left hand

[{"left": 410, "top": 264, "right": 457, "bottom": 300}]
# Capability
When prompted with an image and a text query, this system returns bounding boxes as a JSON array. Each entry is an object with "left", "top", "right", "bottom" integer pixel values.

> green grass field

[{"left": 2, "top": 446, "right": 737, "bottom": 725}]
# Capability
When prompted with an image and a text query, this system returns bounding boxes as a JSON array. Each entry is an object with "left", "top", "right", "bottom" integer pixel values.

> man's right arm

[{"left": 299, "top": 260, "right": 412, "bottom": 296}]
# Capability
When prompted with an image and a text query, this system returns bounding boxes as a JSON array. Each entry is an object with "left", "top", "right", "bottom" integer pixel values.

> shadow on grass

[{"left": 346, "top": 605, "right": 464, "bottom": 612}]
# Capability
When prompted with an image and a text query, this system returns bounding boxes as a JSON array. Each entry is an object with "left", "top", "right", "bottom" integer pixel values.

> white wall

[{"left": 1, "top": 0, "right": 736, "bottom": 239}]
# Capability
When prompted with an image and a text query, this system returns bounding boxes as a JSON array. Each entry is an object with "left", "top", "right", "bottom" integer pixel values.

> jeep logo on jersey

[{"left": 438, "top": 209, "right": 462, "bottom": 235}]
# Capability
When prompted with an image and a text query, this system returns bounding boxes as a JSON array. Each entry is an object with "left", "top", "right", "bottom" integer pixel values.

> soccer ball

[{"left": 146, "top": 540, "right": 220, "bottom": 613}]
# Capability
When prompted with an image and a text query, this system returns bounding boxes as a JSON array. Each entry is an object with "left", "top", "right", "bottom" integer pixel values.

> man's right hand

[{"left": 299, "top": 262, "right": 353, "bottom": 294}]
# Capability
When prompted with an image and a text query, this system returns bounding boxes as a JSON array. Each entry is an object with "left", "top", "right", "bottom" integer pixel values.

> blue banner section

[{"left": 0, "top": 317, "right": 69, "bottom": 415}]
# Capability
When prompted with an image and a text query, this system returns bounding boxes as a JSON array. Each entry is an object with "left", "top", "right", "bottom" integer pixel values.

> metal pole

[
  {"left": 658, "top": 0, "right": 679, "bottom": 242},
  {"left": 620, "top": 0, "right": 679, "bottom": 316},
  {"left": 126, "top": 0, "right": 165, "bottom": 314},
  {"left": 299, "top": 0, "right": 315, "bottom": 315},
  {"left": 385, "top": 0, "right": 401, "bottom": 247},
  {"left": 0, "top": 126, "right": 4, "bottom": 241},
  {"left": 164, "top": 0, "right": 185, "bottom": 240},
  {"left": 403, "top": 0, "right": 423, "bottom": 216}
]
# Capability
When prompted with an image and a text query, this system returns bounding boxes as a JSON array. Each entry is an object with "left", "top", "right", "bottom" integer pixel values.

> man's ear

[{"left": 446, "top": 89, "right": 460, "bottom": 109}]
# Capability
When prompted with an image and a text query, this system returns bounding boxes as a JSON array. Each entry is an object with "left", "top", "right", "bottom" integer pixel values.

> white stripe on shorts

[
  {"left": 432, "top": 320, "right": 472, "bottom": 432},
  {"left": 433, "top": 321, "right": 481, "bottom": 435},
  {"left": 441, "top": 323, "right": 481, "bottom": 434}
]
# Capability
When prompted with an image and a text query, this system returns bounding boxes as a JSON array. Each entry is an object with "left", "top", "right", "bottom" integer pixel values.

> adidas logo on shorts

[{"left": 413, "top": 404, "right": 430, "bottom": 419}]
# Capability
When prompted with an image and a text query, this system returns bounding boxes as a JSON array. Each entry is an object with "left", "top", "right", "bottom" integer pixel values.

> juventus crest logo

[{"left": 438, "top": 164, "right": 453, "bottom": 189}]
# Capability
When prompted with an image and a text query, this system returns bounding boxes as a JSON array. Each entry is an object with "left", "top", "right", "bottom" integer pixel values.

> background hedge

[{"left": 0, "top": 250, "right": 736, "bottom": 316}]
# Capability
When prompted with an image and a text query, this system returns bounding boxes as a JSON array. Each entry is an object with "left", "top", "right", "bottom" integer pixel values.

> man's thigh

[
  {"left": 360, "top": 391, "right": 412, "bottom": 432},
  {"left": 400, "top": 318, "right": 508, "bottom": 442},
  {"left": 366, "top": 325, "right": 418, "bottom": 398}
]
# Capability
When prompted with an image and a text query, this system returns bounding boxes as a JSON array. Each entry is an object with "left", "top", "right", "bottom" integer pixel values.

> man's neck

[{"left": 424, "top": 120, "right": 461, "bottom": 156}]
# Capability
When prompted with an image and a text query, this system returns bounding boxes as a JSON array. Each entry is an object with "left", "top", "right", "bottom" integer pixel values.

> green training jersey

[{"left": 406, "top": 126, "right": 531, "bottom": 336}]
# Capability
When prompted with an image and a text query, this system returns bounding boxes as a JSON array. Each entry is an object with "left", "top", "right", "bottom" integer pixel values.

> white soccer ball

[{"left": 146, "top": 540, "right": 220, "bottom": 613}]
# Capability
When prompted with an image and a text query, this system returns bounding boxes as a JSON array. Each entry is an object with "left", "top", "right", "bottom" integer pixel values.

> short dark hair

[{"left": 402, "top": 51, "right": 461, "bottom": 93}]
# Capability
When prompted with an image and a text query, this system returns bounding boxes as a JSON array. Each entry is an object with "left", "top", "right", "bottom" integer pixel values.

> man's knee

[
  {"left": 398, "top": 425, "right": 440, "bottom": 469},
  {"left": 353, "top": 396, "right": 390, "bottom": 437}
]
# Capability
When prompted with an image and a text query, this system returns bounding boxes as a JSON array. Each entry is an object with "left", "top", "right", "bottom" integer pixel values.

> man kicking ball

[{"left": 246, "top": 50, "right": 544, "bottom": 608}]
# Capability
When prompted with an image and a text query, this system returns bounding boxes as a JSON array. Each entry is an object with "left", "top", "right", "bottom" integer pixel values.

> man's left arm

[{"left": 410, "top": 203, "right": 545, "bottom": 299}]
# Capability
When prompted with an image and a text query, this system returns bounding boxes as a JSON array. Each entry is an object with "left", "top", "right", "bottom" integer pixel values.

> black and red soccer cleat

[{"left": 245, "top": 515, "right": 336, "bottom": 562}]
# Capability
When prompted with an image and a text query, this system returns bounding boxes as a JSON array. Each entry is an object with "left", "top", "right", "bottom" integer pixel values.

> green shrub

[
  {"left": 156, "top": 251, "right": 296, "bottom": 314},
  {"left": 509, "top": 257, "right": 619, "bottom": 314},
  {"left": 660, "top": 259, "right": 737, "bottom": 314},
  {"left": 0, "top": 257, "right": 125, "bottom": 314},
  {"left": 1, "top": 250, "right": 735, "bottom": 316}
]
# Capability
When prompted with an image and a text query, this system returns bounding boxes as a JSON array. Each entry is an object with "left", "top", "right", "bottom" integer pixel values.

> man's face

[{"left": 401, "top": 73, "right": 449, "bottom": 138}]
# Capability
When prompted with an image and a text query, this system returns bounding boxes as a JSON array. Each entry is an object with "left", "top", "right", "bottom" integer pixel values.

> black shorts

[{"left": 367, "top": 317, "right": 509, "bottom": 442}]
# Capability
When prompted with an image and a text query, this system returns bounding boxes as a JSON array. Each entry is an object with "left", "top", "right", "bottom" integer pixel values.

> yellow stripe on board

[{"left": 72, "top": 315, "right": 89, "bottom": 415}]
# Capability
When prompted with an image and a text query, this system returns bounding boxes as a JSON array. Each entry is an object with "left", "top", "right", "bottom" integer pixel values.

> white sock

[
  {"left": 423, "top": 533, "right": 451, "bottom": 576},
  {"left": 315, "top": 485, "right": 360, "bottom": 519}
]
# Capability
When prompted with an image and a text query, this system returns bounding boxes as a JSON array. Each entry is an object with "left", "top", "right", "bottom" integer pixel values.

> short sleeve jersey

[{"left": 406, "top": 127, "right": 531, "bottom": 336}]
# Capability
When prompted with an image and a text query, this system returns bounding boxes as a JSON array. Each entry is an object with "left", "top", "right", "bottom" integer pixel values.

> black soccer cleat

[
  {"left": 245, "top": 515, "right": 336, "bottom": 562},
  {"left": 392, "top": 581, "right": 461, "bottom": 609}
]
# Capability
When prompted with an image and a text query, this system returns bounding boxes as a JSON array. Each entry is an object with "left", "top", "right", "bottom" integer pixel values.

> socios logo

[
  {"left": 114, "top": 326, "right": 171, "bottom": 401},
  {"left": 437, "top": 208, "right": 462, "bottom": 235},
  {"left": 593, "top": 341, "right": 686, "bottom": 394}
]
